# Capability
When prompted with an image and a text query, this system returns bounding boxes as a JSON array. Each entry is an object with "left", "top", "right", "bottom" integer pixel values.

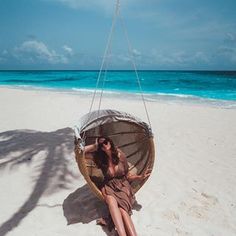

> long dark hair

[{"left": 94, "top": 136, "right": 119, "bottom": 170}]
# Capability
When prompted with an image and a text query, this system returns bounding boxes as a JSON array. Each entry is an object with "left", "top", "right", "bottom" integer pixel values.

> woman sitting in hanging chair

[{"left": 84, "top": 136, "right": 150, "bottom": 236}]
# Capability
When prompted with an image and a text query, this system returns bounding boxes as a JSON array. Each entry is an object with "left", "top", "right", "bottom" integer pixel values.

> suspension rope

[
  {"left": 97, "top": 18, "right": 116, "bottom": 113},
  {"left": 88, "top": 0, "right": 119, "bottom": 114},
  {"left": 97, "top": 1, "right": 119, "bottom": 120},
  {"left": 81, "top": 0, "right": 119, "bottom": 141},
  {"left": 118, "top": 7, "right": 152, "bottom": 128},
  {"left": 82, "top": 0, "right": 152, "bottom": 141}
]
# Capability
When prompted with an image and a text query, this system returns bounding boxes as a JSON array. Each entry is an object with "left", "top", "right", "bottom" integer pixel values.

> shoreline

[{"left": 1, "top": 86, "right": 236, "bottom": 110}]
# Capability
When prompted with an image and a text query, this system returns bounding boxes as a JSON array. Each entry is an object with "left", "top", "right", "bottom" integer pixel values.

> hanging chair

[
  {"left": 73, "top": 0, "right": 155, "bottom": 201},
  {"left": 74, "top": 109, "right": 155, "bottom": 201}
]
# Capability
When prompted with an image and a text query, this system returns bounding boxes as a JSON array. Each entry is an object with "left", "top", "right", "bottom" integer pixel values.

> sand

[{"left": 0, "top": 87, "right": 236, "bottom": 236}]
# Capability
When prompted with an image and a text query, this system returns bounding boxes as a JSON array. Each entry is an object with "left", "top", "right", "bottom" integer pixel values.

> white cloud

[
  {"left": 0, "top": 50, "right": 8, "bottom": 63},
  {"left": 225, "top": 33, "right": 236, "bottom": 43},
  {"left": 217, "top": 46, "right": 236, "bottom": 63},
  {"left": 62, "top": 45, "right": 74, "bottom": 55},
  {"left": 132, "top": 49, "right": 141, "bottom": 57},
  {"left": 192, "top": 51, "right": 209, "bottom": 63},
  {"left": 150, "top": 50, "right": 184, "bottom": 65},
  {"left": 47, "top": 0, "right": 115, "bottom": 13},
  {"left": 150, "top": 49, "right": 210, "bottom": 66},
  {"left": 14, "top": 40, "right": 68, "bottom": 64},
  {"left": 44, "top": 0, "right": 150, "bottom": 15},
  {"left": 215, "top": 34, "right": 236, "bottom": 64},
  {"left": 2, "top": 50, "right": 8, "bottom": 56},
  {"left": 117, "top": 54, "right": 130, "bottom": 62}
]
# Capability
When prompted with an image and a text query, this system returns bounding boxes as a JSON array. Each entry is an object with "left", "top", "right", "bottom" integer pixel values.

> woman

[{"left": 84, "top": 136, "right": 150, "bottom": 236}]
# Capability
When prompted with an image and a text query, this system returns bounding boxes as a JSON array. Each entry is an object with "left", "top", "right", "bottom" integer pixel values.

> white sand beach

[{"left": 0, "top": 87, "right": 236, "bottom": 236}]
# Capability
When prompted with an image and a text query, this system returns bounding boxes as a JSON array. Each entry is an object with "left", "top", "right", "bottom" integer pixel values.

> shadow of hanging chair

[{"left": 74, "top": 109, "right": 155, "bottom": 201}]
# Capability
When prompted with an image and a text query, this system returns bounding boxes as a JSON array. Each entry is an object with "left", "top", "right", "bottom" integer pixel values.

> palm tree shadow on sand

[{"left": 0, "top": 127, "right": 76, "bottom": 236}]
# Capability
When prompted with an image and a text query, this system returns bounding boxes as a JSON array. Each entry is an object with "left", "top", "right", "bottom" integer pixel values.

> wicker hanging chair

[{"left": 74, "top": 109, "right": 155, "bottom": 201}]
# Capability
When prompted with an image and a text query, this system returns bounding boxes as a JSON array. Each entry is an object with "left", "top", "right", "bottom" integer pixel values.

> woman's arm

[
  {"left": 84, "top": 143, "right": 98, "bottom": 153},
  {"left": 118, "top": 148, "right": 152, "bottom": 182},
  {"left": 74, "top": 137, "right": 97, "bottom": 154},
  {"left": 126, "top": 169, "right": 151, "bottom": 182}
]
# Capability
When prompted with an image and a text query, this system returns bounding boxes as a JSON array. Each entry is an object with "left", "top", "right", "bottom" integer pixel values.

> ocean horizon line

[{"left": 0, "top": 69, "right": 236, "bottom": 72}]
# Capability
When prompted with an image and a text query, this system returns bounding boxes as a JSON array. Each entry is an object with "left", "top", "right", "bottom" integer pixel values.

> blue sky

[{"left": 0, "top": 0, "right": 235, "bottom": 70}]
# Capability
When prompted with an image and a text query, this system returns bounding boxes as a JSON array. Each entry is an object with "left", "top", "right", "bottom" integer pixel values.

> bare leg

[
  {"left": 105, "top": 195, "right": 127, "bottom": 236},
  {"left": 119, "top": 208, "right": 137, "bottom": 236}
]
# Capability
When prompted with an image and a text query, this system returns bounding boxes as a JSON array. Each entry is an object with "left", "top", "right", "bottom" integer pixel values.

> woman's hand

[
  {"left": 94, "top": 138, "right": 99, "bottom": 150},
  {"left": 127, "top": 168, "right": 152, "bottom": 182},
  {"left": 138, "top": 168, "right": 152, "bottom": 180}
]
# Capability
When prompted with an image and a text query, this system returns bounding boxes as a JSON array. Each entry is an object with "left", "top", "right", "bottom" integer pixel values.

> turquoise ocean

[{"left": 0, "top": 70, "right": 236, "bottom": 102}]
